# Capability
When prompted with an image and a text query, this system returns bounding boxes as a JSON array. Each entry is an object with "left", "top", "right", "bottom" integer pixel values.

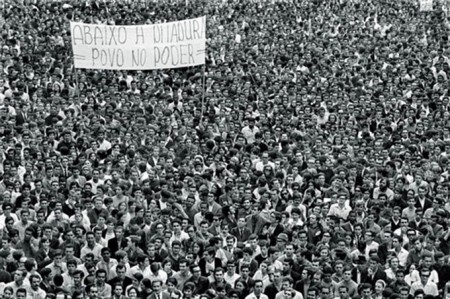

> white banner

[
  {"left": 70, "top": 16, "right": 206, "bottom": 70},
  {"left": 420, "top": 0, "right": 433, "bottom": 11}
]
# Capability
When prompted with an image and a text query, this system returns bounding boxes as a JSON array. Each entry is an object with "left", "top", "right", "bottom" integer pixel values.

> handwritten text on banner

[{"left": 70, "top": 16, "right": 206, "bottom": 70}]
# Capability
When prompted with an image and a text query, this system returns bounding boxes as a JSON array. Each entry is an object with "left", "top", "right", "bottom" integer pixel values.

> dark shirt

[
  {"left": 185, "top": 276, "right": 210, "bottom": 295},
  {"left": 16, "top": 240, "right": 35, "bottom": 258}
]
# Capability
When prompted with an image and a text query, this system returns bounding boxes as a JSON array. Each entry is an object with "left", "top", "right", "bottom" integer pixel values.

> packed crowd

[{"left": 1, "top": 0, "right": 450, "bottom": 299}]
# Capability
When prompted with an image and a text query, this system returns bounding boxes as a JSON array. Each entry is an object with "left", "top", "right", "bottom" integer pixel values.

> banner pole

[
  {"left": 74, "top": 66, "right": 80, "bottom": 103},
  {"left": 200, "top": 66, "right": 206, "bottom": 123}
]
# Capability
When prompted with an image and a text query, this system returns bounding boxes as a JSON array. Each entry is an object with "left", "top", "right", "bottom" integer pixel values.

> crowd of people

[{"left": 1, "top": 0, "right": 450, "bottom": 299}]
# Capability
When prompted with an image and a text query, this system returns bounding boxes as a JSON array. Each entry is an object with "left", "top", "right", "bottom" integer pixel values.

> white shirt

[
  {"left": 129, "top": 265, "right": 152, "bottom": 279},
  {"left": 98, "top": 139, "right": 112, "bottom": 151},
  {"left": 147, "top": 269, "right": 168, "bottom": 284},
  {"left": 27, "top": 287, "right": 46, "bottom": 299},
  {"left": 245, "top": 293, "right": 269, "bottom": 299},
  {"left": 0, "top": 213, "right": 19, "bottom": 230},
  {"left": 224, "top": 272, "right": 241, "bottom": 286},
  {"left": 86, "top": 178, "right": 105, "bottom": 194},
  {"left": 275, "top": 291, "right": 303, "bottom": 299},
  {"left": 46, "top": 212, "right": 70, "bottom": 223},
  {"left": 410, "top": 281, "right": 438, "bottom": 296},
  {"left": 169, "top": 231, "right": 189, "bottom": 247},
  {"left": 285, "top": 204, "right": 307, "bottom": 221},
  {"left": 108, "top": 263, "right": 132, "bottom": 279},
  {"left": 0, "top": 105, "right": 16, "bottom": 116},
  {"left": 385, "top": 268, "right": 396, "bottom": 281},
  {"left": 80, "top": 243, "right": 103, "bottom": 260},
  {"left": 254, "top": 160, "right": 275, "bottom": 172},
  {"left": 364, "top": 241, "right": 379, "bottom": 259},
  {"left": 328, "top": 203, "right": 352, "bottom": 220},
  {"left": 407, "top": 269, "right": 439, "bottom": 285},
  {"left": 394, "top": 247, "right": 409, "bottom": 267},
  {"left": 241, "top": 125, "right": 260, "bottom": 144}
]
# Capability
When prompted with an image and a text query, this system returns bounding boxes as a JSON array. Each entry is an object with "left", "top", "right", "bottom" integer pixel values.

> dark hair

[
  {"left": 16, "top": 288, "right": 27, "bottom": 296},
  {"left": 214, "top": 267, "right": 224, "bottom": 274},
  {"left": 96, "top": 269, "right": 107, "bottom": 277}
]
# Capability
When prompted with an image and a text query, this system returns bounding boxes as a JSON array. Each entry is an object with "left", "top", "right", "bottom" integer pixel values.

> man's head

[
  {"left": 365, "top": 230, "right": 374, "bottom": 243},
  {"left": 343, "top": 266, "right": 352, "bottom": 282},
  {"left": 338, "top": 286, "right": 349, "bottom": 299},
  {"left": 383, "top": 230, "right": 392, "bottom": 243},
  {"left": 369, "top": 257, "right": 380, "bottom": 271},
  {"left": 281, "top": 276, "right": 294, "bottom": 290},
  {"left": 116, "top": 264, "right": 127, "bottom": 280},
  {"left": 419, "top": 268, "right": 431, "bottom": 284},
  {"left": 321, "top": 286, "right": 332, "bottom": 299},
  {"left": 16, "top": 288, "right": 27, "bottom": 299},
  {"left": 14, "top": 269, "right": 25, "bottom": 283},
  {"left": 400, "top": 287, "right": 409, "bottom": 299},
  {"left": 392, "top": 235, "right": 402, "bottom": 249},
  {"left": 213, "top": 267, "right": 224, "bottom": 282},
  {"left": 113, "top": 284, "right": 123, "bottom": 296},
  {"left": 24, "top": 228, "right": 33, "bottom": 242},
  {"left": 413, "top": 236, "right": 423, "bottom": 251},
  {"left": 101, "top": 248, "right": 111, "bottom": 261},
  {"left": 87, "top": 284, "right": 98, "bottom": 299},
  {"left": 254, "top": 280, "right": 264, "bottom": 296},
  {"left": 30, "top": 274, "right": 40, "bottom": 290},
  {"left": 96, "top": 269, "right": 107, "bottom": 285},
  {"left": 67, "top": 259, "right": 77, "bottom": 274},
  {"left": 152, "top": 280, "right": 163, "bottom": 293},
  {"left": 360, "top": 283, "right": 372, "bottom": 299},
  {"left": 179, "top": 259, "right": 189, "bottom": 274},
  {"left": 86, "top": 232, "right": 95, "bottom": 246},
  {"left": 20, "top": 209, "right": 29, "bottom": 223},
  {"left": 307, "top": 287, "right": 318, "bottom": 299},
  {"left": 73, "top": 270, "right": 84, "bottom": 286},
  {"left": 190, "top": 264, "right": 201, "bottom": 279}
]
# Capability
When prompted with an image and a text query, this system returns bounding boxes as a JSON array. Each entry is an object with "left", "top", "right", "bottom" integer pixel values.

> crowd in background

[{"left": 1, "top": 0, "right": 450, "bottom": 299}]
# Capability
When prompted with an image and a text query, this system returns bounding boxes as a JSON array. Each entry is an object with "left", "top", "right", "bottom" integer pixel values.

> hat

[{"left": 277, "top": 233, "right": 289, "bottom": 242}]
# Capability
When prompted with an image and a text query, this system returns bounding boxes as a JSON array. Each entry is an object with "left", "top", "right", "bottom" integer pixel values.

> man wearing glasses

[
  {"left": 319, "top": 286, "right": 333, "bottom": 299},
  {"left": 409, "top": 268, "right": 438, "bottom": 297},
  {"left": 0, "top": 203, "right": 18, "bottom": 230},
  {"left": 185, "top": 264, "right": 209, "bottom": 295}
]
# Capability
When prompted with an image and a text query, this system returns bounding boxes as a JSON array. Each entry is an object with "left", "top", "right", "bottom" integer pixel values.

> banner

[
  {"left": 420, "top": 0, "right": 433, "bottom": 11},
  {"left": 70, "top": 16, "right": 206, "bottom": 70}
]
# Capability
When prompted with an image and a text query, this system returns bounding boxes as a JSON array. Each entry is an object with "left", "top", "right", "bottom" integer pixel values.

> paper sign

[{"left": 70, "top": 16, "right": 206, "bottom": 70}]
